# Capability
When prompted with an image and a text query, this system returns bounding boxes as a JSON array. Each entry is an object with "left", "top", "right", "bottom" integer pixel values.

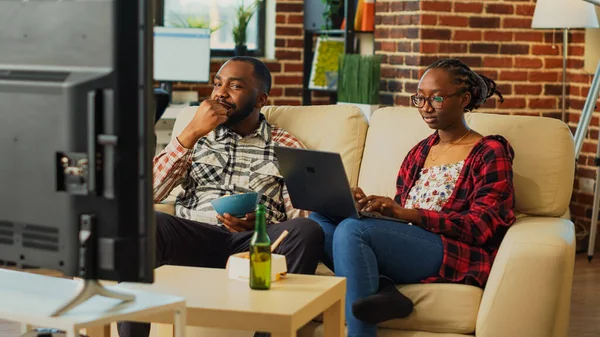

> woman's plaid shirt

[
  {"left": 153, "top": 115, "right": 308, "bottom": 225},
  {"left": 395, "top": 133, "right": 516, "bottom": 287}
]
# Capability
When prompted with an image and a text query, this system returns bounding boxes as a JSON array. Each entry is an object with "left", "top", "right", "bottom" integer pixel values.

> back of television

[{"left": 0, "top": 0, "right": 155, "bottom": 316}]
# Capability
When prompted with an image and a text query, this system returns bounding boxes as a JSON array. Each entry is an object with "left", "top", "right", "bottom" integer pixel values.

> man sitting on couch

[{"left": 118, "top": 56, "right": 324, "bottom": 337}]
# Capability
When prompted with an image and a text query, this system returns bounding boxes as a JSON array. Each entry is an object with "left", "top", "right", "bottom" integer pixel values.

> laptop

[{"left": 274, "top": 146, "right": 408, "bottom": 223}]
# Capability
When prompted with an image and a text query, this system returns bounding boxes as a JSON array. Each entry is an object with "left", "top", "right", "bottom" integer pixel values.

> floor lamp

[
  {"left": 531, "top": 0, "right": 599, "bottom": 122},
  {"left": 572, "top": 0, "right": 600, "bottom": 261}
]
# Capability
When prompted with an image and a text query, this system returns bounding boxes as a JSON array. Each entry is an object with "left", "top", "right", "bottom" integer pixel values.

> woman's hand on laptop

[
  {"left": 352, "top": 187, "right": 367, "bottom": 211},
  {"left": 360, "top": 196, "right": 400, "bottom": 218},
  {"left": 217, "top": 212, "right": 256, "bottom": 233}
]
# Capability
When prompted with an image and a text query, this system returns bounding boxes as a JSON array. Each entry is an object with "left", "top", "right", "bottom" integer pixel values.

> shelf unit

[{"left": 302, "top": 0, "right": 356, "bottom": 106}]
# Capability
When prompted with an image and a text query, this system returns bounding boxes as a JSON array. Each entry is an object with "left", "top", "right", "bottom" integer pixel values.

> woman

[{"left": 309, "top": 58, "right": 516, "bottom": 337}]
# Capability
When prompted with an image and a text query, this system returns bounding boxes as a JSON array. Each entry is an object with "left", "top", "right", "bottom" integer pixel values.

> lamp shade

[{"left": 532, "top": 0, "right": 599, "bottom": 28}]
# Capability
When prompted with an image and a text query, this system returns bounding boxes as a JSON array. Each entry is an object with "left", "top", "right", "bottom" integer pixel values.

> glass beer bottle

[{"left": 249, "top": 204, "right": 271, "bottom": 290}]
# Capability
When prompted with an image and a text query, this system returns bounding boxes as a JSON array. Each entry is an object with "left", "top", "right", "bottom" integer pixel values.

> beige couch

[{"left": 157, "top": 104, "right": 576, "bottom": 337}]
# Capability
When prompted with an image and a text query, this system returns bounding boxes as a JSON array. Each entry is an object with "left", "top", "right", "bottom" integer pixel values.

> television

[{"left": 0, "top": 0, "right": 155, "bottom": 314}]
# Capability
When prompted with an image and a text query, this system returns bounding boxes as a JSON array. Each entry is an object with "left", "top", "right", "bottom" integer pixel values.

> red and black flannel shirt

[{"left": 394, "top": 132, "right": 516, "bottom": 288}]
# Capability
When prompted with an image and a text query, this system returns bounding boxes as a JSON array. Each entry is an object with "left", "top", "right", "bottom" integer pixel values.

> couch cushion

[
  {"left": 382, "top": 284, "right": 482, "bottom": 334},
  {"left": 359, "top": 107, "right": 574, "bottom": 217},
  {"left": 262, "top": 105, "right": 368, "bottom": 187},
  {"left": 315, "top": 264, "right": 481, "bottom": 334}
]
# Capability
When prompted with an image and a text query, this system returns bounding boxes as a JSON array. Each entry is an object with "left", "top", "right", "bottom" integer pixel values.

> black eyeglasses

[{"left": 410, "top": 90, "right": 466, "bottom": 109}]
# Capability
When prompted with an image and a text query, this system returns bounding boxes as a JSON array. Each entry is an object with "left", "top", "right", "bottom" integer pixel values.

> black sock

[{"left": 351, "top": 277, "right": 414, "bottom": 325}]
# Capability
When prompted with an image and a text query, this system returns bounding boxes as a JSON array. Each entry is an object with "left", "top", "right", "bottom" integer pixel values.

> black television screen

[{"left": 0, "top": 0, "right": 155, "bottom": 287}]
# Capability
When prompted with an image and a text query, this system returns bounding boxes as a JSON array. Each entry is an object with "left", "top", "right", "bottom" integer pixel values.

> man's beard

[{"left": 224, "top": 98, "right": 256, "bottom": 126}]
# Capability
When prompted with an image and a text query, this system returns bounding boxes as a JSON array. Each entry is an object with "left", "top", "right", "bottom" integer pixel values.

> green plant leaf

[{"left": 338, "top": 54, "right": 382, "bottom": 104}]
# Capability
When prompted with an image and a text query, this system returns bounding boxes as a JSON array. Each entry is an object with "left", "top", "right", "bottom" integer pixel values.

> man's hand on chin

[{"left": 217, "top": 212, "right": 256, "bottom": 233}]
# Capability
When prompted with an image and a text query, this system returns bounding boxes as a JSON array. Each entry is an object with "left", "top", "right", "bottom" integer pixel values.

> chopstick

[
  {"left": 236, "top": 230, "right": 289, "bottom": 258},
  {"left": 270, "top": 230, "right": 289, "bottom": 252}
]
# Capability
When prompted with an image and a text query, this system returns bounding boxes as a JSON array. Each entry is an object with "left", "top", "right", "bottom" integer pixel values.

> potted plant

[
  {"left": 232, "top": 0, "right": 263, "bottom": 56},
  {"left": 321, "top": 0, "right": 343, "bottom": 31},
  {"left": 166, "top": 12, "right": 222, "bottom": 33},
  {"left": 337, "top": 54, "right": 382, "bottom": 121}
]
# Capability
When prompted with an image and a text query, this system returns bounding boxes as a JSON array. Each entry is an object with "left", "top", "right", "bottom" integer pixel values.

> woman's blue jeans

[{"left": 309, "top": 213, "right": 444, "bottom": 337}]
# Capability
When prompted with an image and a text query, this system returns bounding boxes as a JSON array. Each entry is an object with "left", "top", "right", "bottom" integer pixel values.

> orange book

[
  {"left": 361, "top": 0, "right": 374, "bottom": 32},
  {"left": 354, "top": 0, "right": 364, "bottom": 31}
]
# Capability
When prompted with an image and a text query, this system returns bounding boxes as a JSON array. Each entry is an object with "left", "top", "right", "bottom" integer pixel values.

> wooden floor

[{"left": 1, "top": 253, "right": 600, "bottom": 337}]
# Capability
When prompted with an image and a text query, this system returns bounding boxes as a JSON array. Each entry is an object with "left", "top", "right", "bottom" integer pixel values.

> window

[{"left": 162, "top": 0, "right": 266, "bottom": 57}]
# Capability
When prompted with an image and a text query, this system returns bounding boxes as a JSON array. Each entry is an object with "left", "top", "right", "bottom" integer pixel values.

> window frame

[{"left": 155, "top": 0, "right": 266, "bottom": 58}]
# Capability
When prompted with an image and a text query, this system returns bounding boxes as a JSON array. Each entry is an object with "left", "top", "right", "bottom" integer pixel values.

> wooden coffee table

[{"left": 118, "top": 265, "right": 346, "bottom": 337}]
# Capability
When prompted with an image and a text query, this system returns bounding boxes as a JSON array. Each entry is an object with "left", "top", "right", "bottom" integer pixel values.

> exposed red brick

[
  {"left": 421, "top": 14, "right": 438, "bottom": 25},
  {"left": 276, "top": 14, "right": 286, "bottom": 24},
  {"left": 470, "top": 43, "right": 500, "bottom": 54},
  {"left": 569, "top": 46, "right": 585, "bottom": 57},
  {"left": 532, "top": 45, "right": 560, "bottom": 56},
  {"left": 515, "top": 4, "right": 536, "bottom": 16},
  {"left": 421, "top": 1, "right": 452, "bottom": 12},
  {"left": 273, "top": 75, "right": 303, "bottom": 86},
  {"left": 275, "top": 3, "right": 303, "bottom": 12},
  {"left": 284, "top": 63, "right": 304, "bottom": 73},
  {"left": 483, "top": 56, "right": 513, "bottom": 68},
  {"left": 380, "top": 41, "right": 397, "bottom": 52},
  {"left": 544, "top": 58, "right": 563, "bottom": 69},
  {"left": 528, "top": 71, "right": 559, "bottom": 82},
  {"left": 484, "top": 31, "right": 513, "bottom": 42},
  {"left": 514, "top": 32, "right": 544, "bottom": 42},
  {"left": 529, "top": 98, "right": 557, "bottom": 109},
  {"left": 273, "top": 99, "right": 301, "bottom": 106},
  {"left": 420, "top": 42, "right": 438, "bottom": 53},
  {"left": 486, "top": 4, "right": 514, "bottom": 15},
  {"left": 287, "top": 14, "right": 303, "bottom": 25},
  {"left": 438, "top": 15, "right": 469, "bottom": 27},
  {"left": 499, "top": 71, "right": 529, "bottom": 81},
  {"left": 544, "top": 84, "right": 563, "bottom": 96},
  {"left": 470, "top": 17, "right": 500, "bottom": 28},
  {"left": 375, "top": 2, "right": 389, "bottom": 13},
  {"left": 454, "top": 30, "right": 482, "bottom": 41},
  {"left": 514, "top": 57, "right": 543, "bottom": 68},
  {"left": 500, "top": 98, "right": 526, "bottom": 109},
  {"left": 275, "top": 27, "right": 303, "bottom": 36},
  {"left": 500, "top": 44, "right": 529, "bottom": 54},
  {"left": 460, "top": 56, "right": 483, "bottom": 68},
  {"left": 268, "top": 87, "right": 283, "bottom": 97},
  {"left": 275, "top": 50, "right": 301, "bottom": 60},
  {"left": 438, "top": 43, "right": 468, "bottom": 53},
  {"left": 515, "top": 84, "right": 542, "bottom": 95},
  {"left": 389, "top": 28, "right": 407, "bottom": 39},
  {"left": 454, "top": 2, "right": 483, "bottom": 13},
  {"left": 286, "top": 39, "right": 304, "bottom": 48},
  {"left": 421, "top": 29, "right": 452, "bottom": 40},
  {"left": 503, "top": 18, "right": 531, "bottom": 28}
]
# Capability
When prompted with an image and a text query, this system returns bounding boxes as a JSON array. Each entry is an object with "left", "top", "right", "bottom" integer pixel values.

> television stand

[
  {"left": 49, "top": 214, "right": 136, "bottom": 317},
  {"left": 50, "top": 279, "right": 135, "bottom": 317}
]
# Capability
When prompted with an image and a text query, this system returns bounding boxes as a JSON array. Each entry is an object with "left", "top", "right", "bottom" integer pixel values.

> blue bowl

[{"left": 210, "top": 192, "right": 260, "bottom": 217}]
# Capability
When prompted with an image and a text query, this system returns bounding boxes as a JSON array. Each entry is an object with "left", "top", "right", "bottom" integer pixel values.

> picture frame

[{"left": 308, "top": 36, "right": 345, "bottom": 91}]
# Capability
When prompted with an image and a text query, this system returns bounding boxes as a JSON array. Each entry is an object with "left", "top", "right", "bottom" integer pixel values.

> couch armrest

[{"left": 476, "top": 216, "right": 575, "bottom": 337}]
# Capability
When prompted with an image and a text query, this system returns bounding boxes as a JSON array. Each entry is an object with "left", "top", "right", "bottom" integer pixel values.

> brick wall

[{"left": 376, "top": 0, "right": 598, "bottom": 243}]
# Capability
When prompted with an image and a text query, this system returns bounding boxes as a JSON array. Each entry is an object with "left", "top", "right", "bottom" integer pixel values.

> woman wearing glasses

[{"left": 309, "top": 58, "right": 516, "bottom": 337}]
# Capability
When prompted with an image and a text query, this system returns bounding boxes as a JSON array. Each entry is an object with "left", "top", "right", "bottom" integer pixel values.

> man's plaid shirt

[
  {"left": 154, "top": 114, "right": 308, "bottom": 225},
  {"left": 395, "top": 133, "right": 516, "bottom": 287}
]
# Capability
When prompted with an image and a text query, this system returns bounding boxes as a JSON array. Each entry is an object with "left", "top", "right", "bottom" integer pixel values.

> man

[{"left": 118, "top": 57, "right": 323, "bottom": 337}]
